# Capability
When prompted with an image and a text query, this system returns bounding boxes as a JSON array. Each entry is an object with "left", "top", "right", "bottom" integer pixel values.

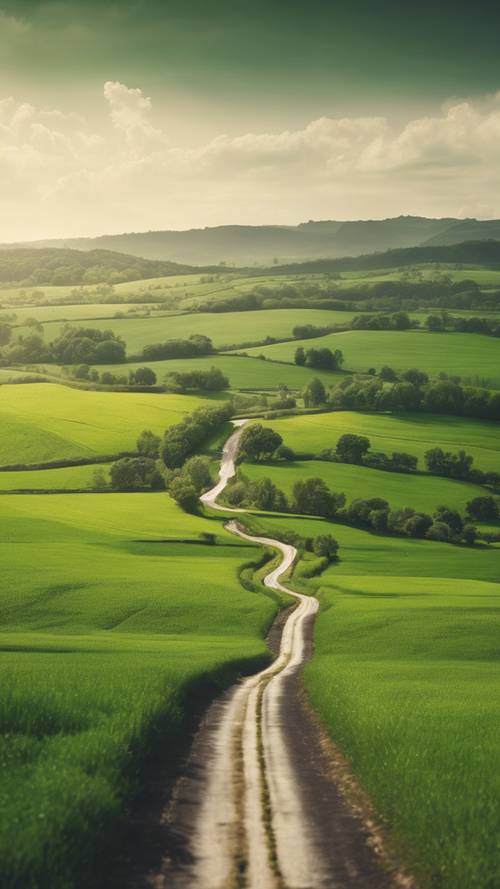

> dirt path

[{"left": 123, "top": 421, "right": 411, "bottom": 889}]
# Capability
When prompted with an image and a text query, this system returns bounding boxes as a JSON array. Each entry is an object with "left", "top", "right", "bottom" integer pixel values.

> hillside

[
  {"left": 270, "top": 239, "right": 500, "bottom": 274},
  {"left": 11, "top": 215, "right": 500, "bottom": 265},
  {"left": 0, "top": 248, "right": 201, "bottom": 287}
]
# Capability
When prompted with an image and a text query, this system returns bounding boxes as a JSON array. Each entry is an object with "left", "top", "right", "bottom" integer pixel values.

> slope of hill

[
  {"left": 0, "top": 248, "right": 199, "bottom": 287},
  {"left": 10, "top": 216, "right": 500, "bottom": 265},
  {"left": 271, "top": 240, "right": 500, "bottom": 274}
]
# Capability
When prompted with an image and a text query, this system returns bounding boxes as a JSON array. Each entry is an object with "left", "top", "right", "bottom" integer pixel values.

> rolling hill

[{"left": 9, "top": 215, "right": 500, "bottom": 265}]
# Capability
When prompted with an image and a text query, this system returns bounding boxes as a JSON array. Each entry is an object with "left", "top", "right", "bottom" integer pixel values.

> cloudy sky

[{"left": 1, "top": 0, "right": 500, "bottom": 240}]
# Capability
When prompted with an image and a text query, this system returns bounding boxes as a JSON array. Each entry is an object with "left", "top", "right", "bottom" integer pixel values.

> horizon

[{"left": 2, "top": 212, "right": 498, "bottom": 247}]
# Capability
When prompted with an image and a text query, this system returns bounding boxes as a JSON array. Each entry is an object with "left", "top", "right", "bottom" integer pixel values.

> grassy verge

[
  {"left": 0, "top": 491, "right": 288, "bottom": 888},
  {"left": 250, "top": 509, "right": 500, "bottom": 888}
]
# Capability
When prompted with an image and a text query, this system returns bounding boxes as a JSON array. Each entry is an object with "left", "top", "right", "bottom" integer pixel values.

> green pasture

[
  {"left": 241, "top": 329, "right": 500, "bottom": 384},
  {"left": 306, "top": 573, "right": 500, "bottom": 889},
  {"left": 242, "top": 459, "right": 487, "bottom": 516},
  {"left": 340, "top": 263, "right": 500, "bottom": 289},
  {"left": 93, "top": 354, "right": 345, "bottom": 390},
  {"left": 260, "top": 410, "right": 500, "bottom": 472},
  {"left": 0, "top": 463, "right": 110, "bottom": 490},
  {"left": 2, "top": 303, "right": 171, "bottom": 325},
  {"left": 33, "top": 308, "right": 355, "bottom": 353},
  {"left": 0, "top": 383, "right": 212, "bottom": 466},
  {"left": 0, "top": 491, "right": 281, "bottom": 888}
]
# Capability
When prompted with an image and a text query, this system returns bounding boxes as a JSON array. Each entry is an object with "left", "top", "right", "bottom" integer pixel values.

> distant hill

[
  {"left": 10, "top": 216, "right": 500, "bottom": 265},
  {"left": 270, "top": 240, "right": 500, "bottom": 275},
  {"left": 0, "top": 248, "right": 201, "bottom": 287}
]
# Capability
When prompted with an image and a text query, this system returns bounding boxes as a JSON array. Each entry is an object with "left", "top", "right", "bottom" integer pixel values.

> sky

[{"left": 1, "top": 0, "right": 500, "bottom": 240}]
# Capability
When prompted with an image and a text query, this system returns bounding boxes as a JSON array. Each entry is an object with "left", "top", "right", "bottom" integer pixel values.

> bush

[
  {"left": 166, "top": 366, "right": 229, "bottom": 391},
  {"left": 110, "top": 457, "right": 165, "bottom": 491},
  {"left": 129, "top": 367, "right": 157, "bottom": 386},
  {"left": 466, "top": 496, "right": 499, "bottom": 521},
  {"left": 313, "top": 534, "right": 339, "bottom": 561}
]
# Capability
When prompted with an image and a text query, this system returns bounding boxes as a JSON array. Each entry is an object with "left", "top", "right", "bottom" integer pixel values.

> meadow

[
  {"left": 0, "top": 491, "right": 282, "bottom": 888},
  {"left": 235, "top": 486, "right": 500, "bottom": 889},
  {"left": 0, "top": 384, "right": 214, "bottom": 466},
  {"left": 93, "top": 354, "right": 345, "bottom": 390},
  {"left": 242, "top": 458, "right": 487, "bottom": 516},
  {"left": 28, "top": 308, "right": 355, "bottom": 353},
  {"left": 242, "top": 329, "right": 500, "bottom": 384},
  {"left": 2, "top": 251, "right": 500, "bottom": 889},
  {"left": 0, "top": 463, "right": 110, "bottom": 490},
  {"left": 259, "top": 410, "right": 500, "bottom": 472}
]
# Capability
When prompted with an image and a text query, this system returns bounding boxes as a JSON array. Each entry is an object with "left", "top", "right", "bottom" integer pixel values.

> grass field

[
  {"left": 306, "top": 574, "right": 500, "bottom": 889},
  {"left": 0, "top": 384, "right": 214, "bottom": 466},
  {"left": 0, "top": 491, "right": 281, "bottom": 888},
  {"left": 239, "top": 502, "right": 500, "bottom": 889},
  {"left": 0, "top": 463, "right": 111, "bottom": 490},
  {"left": 242, "top": 459, "right": 487, "bottom": 516},
  {"left": 259, "top": 410, "right": 500, "bottom": 472},
  {"left": 32, "top": 308, "right": 355, "bottom": 353},
  {"left": 2, "top": 304, "right": 172, "bottom": 325},
  {"left": 242, "top": 329, "right": 500, "bottom": 384},
  {"left": 92, "top": 354, "right": 345, "bottom": 390}
]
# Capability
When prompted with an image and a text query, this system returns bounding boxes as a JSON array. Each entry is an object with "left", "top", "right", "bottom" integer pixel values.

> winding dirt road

[
  {"left": 129, "top": 422, "right": 409, "bottom": 889},
  {"left": 197, "top": 421, "right": 323, "bottom": 888}
]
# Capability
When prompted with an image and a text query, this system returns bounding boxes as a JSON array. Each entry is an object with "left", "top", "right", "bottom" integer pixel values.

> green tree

[
  {"left": 137, "top": 429, "right": 161, "bottom": 459},
  {"left": 293, "top": 478, "right": 345, "bottom": 517},
  {"left": 131, "top": 366, "right": 157, "bottom": 386},
  {"left": 303, "top": 377, "right": 326, "bottom": 407},
  {"left": 466, "top": 496, "right": 499, "bottom": 521},
  {"left": 294, "top": 347, "right": 306, "bottom": 366},
  {"left": 335, "top": 433, "right": 371, "bottom": 464},
  {"left": 238, "top": 424, "right": 283, "bottom": 462}
]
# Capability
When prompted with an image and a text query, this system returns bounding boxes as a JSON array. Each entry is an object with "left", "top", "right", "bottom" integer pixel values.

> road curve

[{"left": 196, "top": 421, "right": 327, "bottom": 888}]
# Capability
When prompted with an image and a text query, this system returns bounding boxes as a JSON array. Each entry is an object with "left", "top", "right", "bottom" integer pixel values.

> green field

[
  {"left": 240, "top": 485, "right": 500, "bottom": 889},
  {"left": 242, "top": 329, "right": 500, "bottom": 384},
  {"left": 242, "top": 459, "right": 487, "bottom": 516},
  {"left": 0, "top": 491, "right": 281, "bottom": 888},
  {"left": 3, "top": 255, "right": 500, "bottom": 889},
  {"left": 0, "top": 384, "right": 213, "bottom": 466},
  {"left": 259, "top": 410, "right": 500, "bottom": 472},
  {"left": 2, "top": 304, "right": 172, "bottom": 325},
  {"left": 93, "top": 354, "right": 345, "bottom": 390},
  {"left": 0, "top": 463, "right": 111, "bottom": 490},
  {"left": 32, "top": 307, "right": 354, "bottom": 353},
  {"left": 306, "top": 573, "right": 500, "bottom": 889}
]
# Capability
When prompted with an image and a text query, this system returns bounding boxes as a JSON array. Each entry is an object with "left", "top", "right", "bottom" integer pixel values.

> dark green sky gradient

[{"left": 3, "top": 0, "right": 500, "bottom": 111}]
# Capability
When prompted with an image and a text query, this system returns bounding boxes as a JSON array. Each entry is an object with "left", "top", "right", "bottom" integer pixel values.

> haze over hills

[{"left": 8, "top": 216, "right": 500, "bottom": 266}]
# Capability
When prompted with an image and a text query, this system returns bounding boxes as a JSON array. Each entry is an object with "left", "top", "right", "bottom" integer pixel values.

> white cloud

[{"left": 1, "top": 83, "right": 500, "bottom": 240}]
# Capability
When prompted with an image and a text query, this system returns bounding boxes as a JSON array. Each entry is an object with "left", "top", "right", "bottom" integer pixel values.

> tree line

[{"left": 297, "top": 372, "right": 500, "bottom": 423}]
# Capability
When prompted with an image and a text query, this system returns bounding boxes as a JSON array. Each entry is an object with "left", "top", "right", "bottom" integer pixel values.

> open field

[
  {"left": 259, "top": 410, "right": 500, "bottom": 472},
  {"left": 2, "top": 304, "right": 173, "bottom": 325},
  {"left": 0, "top": 383, "right": 214, "bottom": 466},
  {"left": 241, "top": 329, "right": 500, "bottom": 384},
  {"left": 28, "top": 308, "right": 356, "bottom": 353},
  {"left": 0, "top": 463, "right": 111, "bottom": 490},
  {"left": 242, "top": 459, "right": 487, "bottom": 516},
  {"left": 92, "top": 354, "right": 346, "bottom": 390},
  {"left": 0, "top": 491, "right": 280, "bottom": 888},
  {"left": 340, "top": 263, "right": 500, "bottom": 289},
  {"left": 240, "top": 506, "right": 500, "bottom": 888},
  {"left": 306, "top": 572, "right": 500, "bottom": 889}
]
